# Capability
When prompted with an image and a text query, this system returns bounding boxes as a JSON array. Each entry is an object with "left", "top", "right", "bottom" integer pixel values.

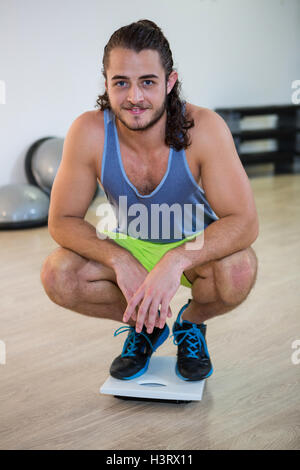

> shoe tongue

[
  {"left": 182, "top": 320, "right": 201, "bottom": 330},
  {"left": 182, "top": 319, "right": 205, "bottom": 334},
  {"left": 182, "top": 319, "right": 194, "bottom": 327}
]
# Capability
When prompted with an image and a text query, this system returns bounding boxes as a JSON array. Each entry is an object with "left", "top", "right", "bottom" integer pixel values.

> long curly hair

[{"left": 95, "top": 19, "right": 194, "bottom": 151}]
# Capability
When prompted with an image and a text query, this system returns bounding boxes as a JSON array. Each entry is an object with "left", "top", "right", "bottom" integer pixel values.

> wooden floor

[{"left": 0, "top": 172, "right": 299, "bottom": 450}]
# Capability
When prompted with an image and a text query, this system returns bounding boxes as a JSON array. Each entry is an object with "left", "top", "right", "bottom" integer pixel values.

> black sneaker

[
  {"left": 171, "top": 299, "right": 213, "bottom": 381},
  {"left": 110, "top": 323, "right": 170, "bottom": 380}
]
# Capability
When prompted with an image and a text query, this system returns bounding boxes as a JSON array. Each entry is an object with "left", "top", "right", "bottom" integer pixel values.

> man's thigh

[
  {"left": 183, "top": 246, "right": 258, "bottom": 285},
  {"left": 41, "top": 246, "right": 117, "bottom": 284}
]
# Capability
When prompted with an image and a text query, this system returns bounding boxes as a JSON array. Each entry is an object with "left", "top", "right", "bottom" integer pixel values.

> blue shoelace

[
  {"left": 113, "top": 326, "right": 154, "bottom": 358},
  {"left": 171, "top": 323, "right": 209, "bottom": 359}
]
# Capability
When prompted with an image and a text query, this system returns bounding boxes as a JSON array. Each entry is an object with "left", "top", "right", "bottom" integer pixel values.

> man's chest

[
  {"left": 118, "top": 146, "right": 201, "bottom": 196},
  {"left": 122, "top": 151, "right": 170, "bottom": 196}
]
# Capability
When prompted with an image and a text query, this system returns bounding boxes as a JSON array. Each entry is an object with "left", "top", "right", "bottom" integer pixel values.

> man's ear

[{"left": 167, "top": 70, "right": 178, "bottom": 94}]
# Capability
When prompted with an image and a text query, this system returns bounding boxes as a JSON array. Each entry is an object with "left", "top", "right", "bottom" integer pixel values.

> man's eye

[{"left": 115, "top": 80, "right": 154, "bottom": 87}]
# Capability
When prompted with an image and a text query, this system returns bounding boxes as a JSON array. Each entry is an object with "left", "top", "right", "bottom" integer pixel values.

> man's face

[{"left": 105, "top": 47, "right": 177, "bottom": 132}]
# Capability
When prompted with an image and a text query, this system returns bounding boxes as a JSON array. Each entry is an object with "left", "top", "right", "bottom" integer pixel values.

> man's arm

[
  {"left": 48, "top": 112, "right": 132, "bottom": 270},
  {"left": 162, "top": 108, "right": 259, "bottom": 272}
]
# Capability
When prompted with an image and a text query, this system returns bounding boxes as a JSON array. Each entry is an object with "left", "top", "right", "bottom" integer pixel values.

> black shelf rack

[{"left": 215, "top": 104, "right": 300, "bottom": 173}]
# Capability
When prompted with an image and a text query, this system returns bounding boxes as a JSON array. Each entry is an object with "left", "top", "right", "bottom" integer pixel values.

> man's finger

[
  {"left": 123, "top": 289, "right": 144, "bottom": 322},
  {"left": 159, "top": 298, "right": 172, "bottom": 328},
  {"left": 135, "top": 295, "right": 152, "bottom": 333},
  {"left": 132, "top": 311, "right": 137, "bottom": 321},
  {"left": 146, "top": 298, "right": 160, "bottom": 334}
]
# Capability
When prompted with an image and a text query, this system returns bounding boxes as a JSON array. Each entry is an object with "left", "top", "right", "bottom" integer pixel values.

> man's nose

[{"left": 127, "top": 84, "right": 144, "bottom": 104}]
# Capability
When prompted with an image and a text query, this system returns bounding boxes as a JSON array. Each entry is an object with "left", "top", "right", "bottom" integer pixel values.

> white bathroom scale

[{"left": 100, "top": 356, "right": 206, "bottom": 404}]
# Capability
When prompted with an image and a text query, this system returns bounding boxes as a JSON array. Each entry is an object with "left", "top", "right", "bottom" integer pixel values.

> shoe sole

[
  {"left": 175, "top": 363, "right": 214, "bottom": 381},
  {"left": 117, "top": 324, "right": 170, "bottom": 380}
]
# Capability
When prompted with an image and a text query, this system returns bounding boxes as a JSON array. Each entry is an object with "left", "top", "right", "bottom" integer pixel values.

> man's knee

[
  {"left": 40, "top": 248, "right": 80, "bottom": 308},
  {"left": 213, "top": 246, "right": 258, "bottom": 306}
]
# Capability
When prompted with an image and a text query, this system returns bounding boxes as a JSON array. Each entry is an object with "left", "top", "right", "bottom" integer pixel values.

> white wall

[{"left": 0, "top": 0, "right": 299, "bottom": 186}]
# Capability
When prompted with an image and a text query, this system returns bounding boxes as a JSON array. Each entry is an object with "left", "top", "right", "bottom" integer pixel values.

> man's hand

[
  {"left": 113, "top": 253, "right": 150, "bottom": 315},
  {"left": 122, "top": 257, "right": 183, "bottom": 334}
]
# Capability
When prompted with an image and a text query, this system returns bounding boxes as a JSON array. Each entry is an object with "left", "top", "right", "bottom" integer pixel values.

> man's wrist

[
  {"left": 108, "top": 248, "right": 131, "bottom": 270},
  {"left": 162, "top": 248, "right": 190, "bottom": 273},
  {"left": 98, "top": 235, "right": 132, "bottom": 270}
]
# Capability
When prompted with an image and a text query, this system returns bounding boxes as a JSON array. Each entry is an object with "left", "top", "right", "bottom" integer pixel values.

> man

[{"left": 41, "top": 19, "right": 258, "bottom": 382}]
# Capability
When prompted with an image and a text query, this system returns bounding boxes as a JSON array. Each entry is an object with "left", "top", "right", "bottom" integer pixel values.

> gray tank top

[{"left": 100, "top": 104, "right": 218, "bottom": 243}]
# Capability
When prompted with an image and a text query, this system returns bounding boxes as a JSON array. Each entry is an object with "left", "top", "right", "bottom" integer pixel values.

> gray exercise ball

[
  {"left": 0, "top": 184, "right": 49, "bottom": 229},
  {"left": 30, "top": 137, "right": 64, "bottom": 194}
]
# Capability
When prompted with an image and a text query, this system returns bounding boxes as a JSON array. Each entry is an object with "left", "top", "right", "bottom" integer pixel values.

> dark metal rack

[{"left": 215, "top": 104, "right": 300, "bottom": 173}]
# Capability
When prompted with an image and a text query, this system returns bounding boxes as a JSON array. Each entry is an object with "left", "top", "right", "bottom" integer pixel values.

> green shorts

[{"left": 101, "top": 230, "right": 204, "bottom": 288}]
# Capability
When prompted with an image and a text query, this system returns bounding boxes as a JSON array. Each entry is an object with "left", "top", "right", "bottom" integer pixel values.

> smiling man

[{"left": 41, "top": 19, "right": 259, "bottom": 382}]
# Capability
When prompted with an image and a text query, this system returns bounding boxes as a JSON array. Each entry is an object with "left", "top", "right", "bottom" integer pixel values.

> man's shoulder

[
  {"left": 72, "top": 109, "right": 105, "bottom": 135},
  {"left": 63, "top": 110, "right": 105, "bottom": 176},
  {"left": 185, "top": 103, "right": 232, "bottom": 158},
  {"left": 70, "top": 109, "right": 105, "bottom": 153},
  {"left": 186, "top": 102, "right": 225, "bottom": 130}
]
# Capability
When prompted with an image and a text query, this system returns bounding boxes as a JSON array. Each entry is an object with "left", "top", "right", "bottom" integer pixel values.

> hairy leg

[
  {"left": 182, "top": 247, "right": 258, "bottom": 323},
  {"left": 40, "top": 246, "right": 135, "bottom": 326}
]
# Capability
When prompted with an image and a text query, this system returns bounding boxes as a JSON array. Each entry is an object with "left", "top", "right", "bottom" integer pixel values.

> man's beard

[{"left": 109, "top": 94, "right": 168, "bottom": 132}]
